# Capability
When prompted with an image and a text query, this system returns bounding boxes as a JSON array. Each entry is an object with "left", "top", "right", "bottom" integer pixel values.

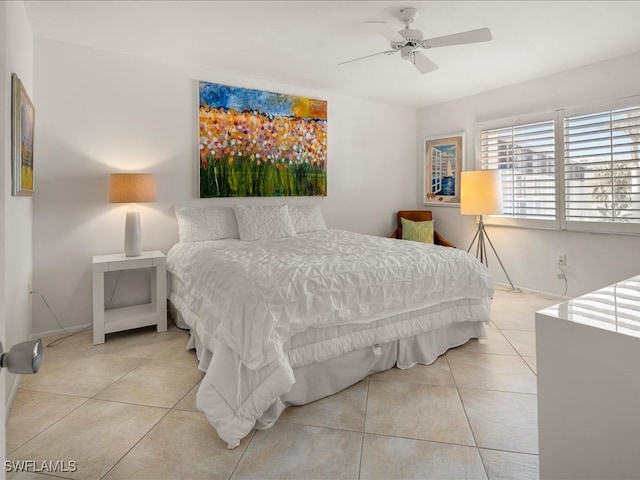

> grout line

[
  {"left": 445, "top": 353, "right": 486, "bottom": 468},
  {"left": 10, "top": 289, "right": 546, "bottom": 477},
  {"left": 6, "top": 392, "right": 90, "bottom": 457},
  {"left": 226, "top": 429, "right": 255, "bottom": 479},
  {"left": 99, "top": 407, "right": 172, "bottom": 480},
  {"left": 357, "top": 375, "right": 371, "bottom": 480}
]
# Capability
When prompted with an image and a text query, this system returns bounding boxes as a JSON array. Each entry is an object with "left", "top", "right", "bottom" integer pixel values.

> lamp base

[
  {"left": 467, "top": 216, "right": 519, "bottom": 292},
  {"left": 124, "top": 210, "right": 141, "bottom": 257}
]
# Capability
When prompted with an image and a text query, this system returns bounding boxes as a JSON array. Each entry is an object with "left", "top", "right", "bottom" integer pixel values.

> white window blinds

[
  {"left": 564, "top": 105, "right": 640, "bottom": 224},
  {"left": 479, "top": 120, "right": 556, "bottom": 220}
]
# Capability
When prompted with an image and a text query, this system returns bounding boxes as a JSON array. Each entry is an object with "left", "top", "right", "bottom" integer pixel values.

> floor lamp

[{"left": 461, "top": 170, "right": 518, "bottom": 291}]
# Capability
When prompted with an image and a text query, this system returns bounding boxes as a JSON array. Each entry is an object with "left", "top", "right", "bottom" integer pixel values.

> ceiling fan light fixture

[
  {"left": 339, "top": 8, "right": 491, "bottom": 75},
  {"left": 397, "top": 7, "right": 418, "bottom": 26},
  {"left": 400, "top": 45, "right": 414, "bottom": 60}
]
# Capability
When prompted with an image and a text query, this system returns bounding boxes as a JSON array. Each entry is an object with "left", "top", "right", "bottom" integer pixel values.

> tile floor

[{"left": 6, "top": 288, "right": 559, "bottom": 480}]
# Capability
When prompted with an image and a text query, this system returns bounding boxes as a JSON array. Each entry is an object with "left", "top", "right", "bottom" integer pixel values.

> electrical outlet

[{"left": 557, "top": 253, "right": 566, "bottom": 266}]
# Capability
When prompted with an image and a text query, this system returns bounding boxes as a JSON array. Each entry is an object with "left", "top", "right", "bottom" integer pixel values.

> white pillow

[
  {"left": 233, "top": 205, "right": 296, "bottom": 241},
  {"left": 174, "top": 206, "right": 239, "bottom": 242},
  {"left": 289, "top": 205, "right": 327, "bottom": 233}
]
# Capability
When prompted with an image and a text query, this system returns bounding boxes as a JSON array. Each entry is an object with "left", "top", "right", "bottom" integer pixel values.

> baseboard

[
  {"left": 6, "top": 374, "right": 21, "bottom": 423},
  {"left": 30, "top": 323, "right": 92, "bottom": 341},
  {"left": 493, "top": 282, "right": 570, "bottom": 302}
]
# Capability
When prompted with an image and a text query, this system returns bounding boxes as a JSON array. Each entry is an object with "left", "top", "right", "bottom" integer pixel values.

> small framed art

[
  {"left": 11, "top": 73, "right": 35, "bottom": 196},
  {"left": 423, "top": 132, "right": 464, "bottom": 205}
]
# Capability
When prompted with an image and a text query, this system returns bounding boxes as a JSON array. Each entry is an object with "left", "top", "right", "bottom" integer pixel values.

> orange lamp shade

[{"left": 109, "top": 174, "right": 156, "bottom": 204}]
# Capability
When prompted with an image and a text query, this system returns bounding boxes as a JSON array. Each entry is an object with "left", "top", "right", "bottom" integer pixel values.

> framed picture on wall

[
  {"left": 423, "top": 132, "right": 464, "bottom": 205},
  {"left": 198, "top": 80, "right": 327, "bottom": 198},
  {"left": 11, "top": 73, "right": 35, "bottom": 196}
]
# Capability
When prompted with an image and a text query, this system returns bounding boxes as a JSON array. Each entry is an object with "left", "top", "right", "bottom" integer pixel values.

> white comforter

[{"left": 167, "top": 229, "right": 494, "bottom": 447}]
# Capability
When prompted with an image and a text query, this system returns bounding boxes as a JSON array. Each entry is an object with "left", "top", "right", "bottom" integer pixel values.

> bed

[{"left": 167, "top": 204, "right": 494, "bottom": 448}]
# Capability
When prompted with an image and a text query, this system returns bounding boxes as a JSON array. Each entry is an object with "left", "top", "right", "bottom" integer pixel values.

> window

[
  {"left": 564, "top": 105, "right": 640, "bottom": 229},
  {"left": 477, "top": 97, "right": 640, "bottom": 234},
  {"left": 479, "top": 119, "right": 556, "bottom": 222}
]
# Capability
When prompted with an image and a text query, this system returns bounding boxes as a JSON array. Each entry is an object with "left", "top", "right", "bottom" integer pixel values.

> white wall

[
  {"left": 32, "top": 39, "right": 417, "bottom": 336},
  {"left": 3, "top": 0, "right": 34, "bottom": 411},
  {"left": 418, "top": 51, "right": 640, "bottom": 297}
]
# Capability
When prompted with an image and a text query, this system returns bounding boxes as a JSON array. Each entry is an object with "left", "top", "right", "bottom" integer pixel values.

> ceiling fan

[{"left": 339, "top": 7, "right": 492, "bottom": 74}]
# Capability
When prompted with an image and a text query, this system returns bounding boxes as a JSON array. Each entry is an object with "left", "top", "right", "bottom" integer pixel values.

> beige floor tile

[
  {"left": 370, "top": 355, "right": 455, "bottom": 386},
  {"left": 26, "top": 341, "right": 82, "bottom": 377},
  {"left": 174, "top": 383, "right": 199, "bottom": 412},
  {"left": 95, "top": 327, "right": 187, "bottom": 359},
  {"left": 45, "top": 325, "right": 187, "bottom": 360},
  {"left": 8, "top": 399, "right": 167, "bottom": 480},
  {"left": 40, "top": 328, "right": 95, "bottom": 354},
  {"left": 365, "top": 381, "right": 475, "bottom": 446},
  {"left": 491, "top": 310, "right": 535, "bottom": 332},
  {"left": 480, "top": 448, "right": 539, "bottom": 480},
  {"left": 7, "top": 389, "right": 87, "bottom": 454},
  {"left": 360, "top": 434, "right": 487, "bottom": 479},
  {"left": 501, "top": 329, "right": 537, "bottom": 357},
  {"left": 6, "top": 472, "right": 66, "bottom": 480},
  {"left": 231, "top": 422, "right": 362, "bottom": 480},
  {"left": 447, "top": 350, "right": 537, "bottom": 394},
  {"left": 278, "top": 378, "right": 367, "bottom": 431},
  {"left": 151, "top": 331, "right": 197, "bottom": 363},
  {"left": 19, "top": 354, "right": 146, "bottom": 397},
  {"left": 104, "top": 410, "right": 249, "bottom": 480},
  {"left": 460, "top": 388, "right": 538, "bottom": 454},
  {"left": 491, "top": 292, "right": 536, "bottom": 331},
  {"left": 523, "top": 356, "right": 537, "bottom": 374},
  {"left": 8, "top": 288, "right": 553, "bottom": 478},
  {"left": 450, "top": 327, "right": 519, "bottom": 356},
  {"left": 492, "top": 290, "right": 559, "bottom": 330},
  {"left": 95, "top": 359, "right": 204, "bottom": 408}
]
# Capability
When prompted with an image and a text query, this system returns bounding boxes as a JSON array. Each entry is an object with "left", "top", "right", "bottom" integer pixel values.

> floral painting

[{"left": 199, "top": 81, "right": 327, "bottom": 197}]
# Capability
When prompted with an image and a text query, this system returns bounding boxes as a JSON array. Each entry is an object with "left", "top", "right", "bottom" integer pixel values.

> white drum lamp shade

[
  {"left": 460, "top": 170, "right": 503, "bottom": 216},
  {"left": 109, "top": 173, "right": 156, "bottom": 257},
  {"left": 460, "top": 169, "right": 517, "bottom": 291}
]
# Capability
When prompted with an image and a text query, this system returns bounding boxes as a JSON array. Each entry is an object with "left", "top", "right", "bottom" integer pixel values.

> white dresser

[{"left": 536, "top": 276, "right": 640, "bottom": 480}]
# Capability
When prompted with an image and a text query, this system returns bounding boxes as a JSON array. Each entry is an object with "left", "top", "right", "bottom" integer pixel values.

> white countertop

[{"left": 537, "top": 275, "right": 640, "bottom": 339}]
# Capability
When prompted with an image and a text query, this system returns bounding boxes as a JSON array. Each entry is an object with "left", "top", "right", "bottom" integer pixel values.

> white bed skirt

[{"left": 173, "top": 301, "right": 485, "bottom": 432}]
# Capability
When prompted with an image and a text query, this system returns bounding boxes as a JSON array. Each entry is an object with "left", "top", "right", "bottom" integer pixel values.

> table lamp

[
  {"left": 109, "top": 173, "right": 156, "bottom": 257},
  {"left": 461, "top": 169, "right": 517, "bottom": 290}
]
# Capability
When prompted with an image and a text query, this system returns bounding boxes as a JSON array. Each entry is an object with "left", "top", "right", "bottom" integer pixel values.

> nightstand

[{"left": 92, "top": 250, "right": 167, "bottom": 344}]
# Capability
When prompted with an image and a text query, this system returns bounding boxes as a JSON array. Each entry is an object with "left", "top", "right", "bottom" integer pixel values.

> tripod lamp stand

[{"left": 461, "top": 170, "right": 517, "bottom": 291}]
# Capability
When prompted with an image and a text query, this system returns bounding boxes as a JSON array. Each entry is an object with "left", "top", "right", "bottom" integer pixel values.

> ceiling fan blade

[
  {"left": 364, "top": 21, "right": 406, "bottom": 43},
  {"left": 412, "top": 52, "right": 439, "bottom": 74},
  {"left": 422, "top": 27, "right": 492, "bottom": 49},
  {"left": 338, "top": 50, "right": 397, "bottom": 66}
]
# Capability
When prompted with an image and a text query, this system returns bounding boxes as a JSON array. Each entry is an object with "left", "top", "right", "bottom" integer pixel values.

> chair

[{"left": 391, "top": 210, "right": 456, "bottom": 248}]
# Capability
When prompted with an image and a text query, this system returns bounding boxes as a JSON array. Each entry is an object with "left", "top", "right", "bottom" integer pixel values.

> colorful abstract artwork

[
  {"left": 11, "top": 73, "right": 35, "bottom": 196},
  {"left": 199, "top": 81, "right": 327, "bottom": 197}
]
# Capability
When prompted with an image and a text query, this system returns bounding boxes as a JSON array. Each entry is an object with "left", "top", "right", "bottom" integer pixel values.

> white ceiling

[{"left": 23, "top": 0, "right": 640, "bottom": 108}]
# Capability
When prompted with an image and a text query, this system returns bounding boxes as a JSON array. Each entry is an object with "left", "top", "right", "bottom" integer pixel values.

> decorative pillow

[
  {"left": 288, "top": 205, "right": 327, "bottom": 233},
  {"left": 401, "top": 218, "right": 434, "bottom": 244},
  {"left": 233, "top": 205, "right": 297, "bottom": 241},
  {"left": 173, "top": 206, "right": 239, "bottom": 242}
]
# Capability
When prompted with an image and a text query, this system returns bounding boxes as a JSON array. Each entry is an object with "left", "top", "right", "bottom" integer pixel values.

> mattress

[{"left": 167, "top": 229, "right": 494, "bottom": 447}]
